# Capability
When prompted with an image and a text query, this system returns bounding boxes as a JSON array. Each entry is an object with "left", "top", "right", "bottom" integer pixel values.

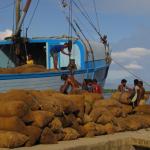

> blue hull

[{"left": 0, "top": 66, "right": 109, "bottom": 92}]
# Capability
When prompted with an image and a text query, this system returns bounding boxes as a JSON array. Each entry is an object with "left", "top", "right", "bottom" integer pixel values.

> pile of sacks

[
  {"left": 0, "top": 89, "right": 149, "bottom": 148},
  {"left": 0, "top": 64, "right": 48, "bottom": 74}
]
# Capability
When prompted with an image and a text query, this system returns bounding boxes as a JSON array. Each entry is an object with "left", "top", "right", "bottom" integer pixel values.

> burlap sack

[
  {"left": 15, "top": 65, "right": 45, "bottom": 73},
  {"left": 40, "top": 127, "right": 57, "bottom": 144},
  {"left": 1, "top": 89, "right": 41, "bottom": 111},
  {"left": 96, "top": 111, "right": 114, "bottom": 125},
  {"left": 139, "top": 114, "right": 150, "bottom": 128},
  {"left": 76, "top": 117, "right": 83, "bottom": 125},
  {"left": 83, "top": 93, "right": 102, "bottom": 105},
  {"left": 83, "top": 114, "right": 92, "bottom": 124},
  {"left": 54, "top": 132, "right": 64, "bottom": 141},
  {"left": 63, "top": 114, "right": 78, "bottom": 127},
  {"left": 134, "top": 105, "right": 150, "bottom": 114},
  {"left": 65, "top": 95, "right": 85, "bottom": 119},
  {"left": 71, "top": 122, "right": 86, "bottom": 137},
  {"left": 0, "top": 116, "right": 27, "bottom": 134},
  {"left": 95, "top": 124, "right": 106, "bottom": 136},
  {"left": 0, "top": 131, "right": 28, "bottom": 148},
  {"left": 119, "top": 92, "right": 130, "bottom": 104},
  {"left": 25, "top": 126, "right": 42, "bottom": 147},
  {"left": 0, "top": 100, "right": 29, "bottom": 118},
  {"left": 109, "top": 106, "right": 122, "bottom": 117},
  {"left": 83, "top": 122, "right": 97, "bottom": 137},
  {"left": 84, "top": 101, "right": 92, "bottom": 115},
  {"left": 62, "top": 128, "right": 80, "bottom": 140},
  {"left": 8, "top": 64, "right": 48, "bottom": 74},
  {"left": 111, "top": 92, "right": 121, "bottom": 101},
  {"left": 104, "top": 123, "right": 116, "bottom": 134},
  {"left": 125, "top": 115, "right": 142, "bottom": 131},
  {"left": 23, "top": 111, "right": 54, "bottom": 128},
  {"left": 89, "top": 107, "right": 107, "bottom": 122},
  {"left": 93, "top": 99, "right": 122, "bottom": 108},
  {"left": 114, "top": 115, "right": 142, "bottom": 131},
  {"left": 38, "top": 97, "right": 66, "bottom": 116},
  {"left": 49, "top": 117, "right": 63, "bottom": 133},
  {"left": 120, "top": 104, "right": 133, "bottom": 117}
]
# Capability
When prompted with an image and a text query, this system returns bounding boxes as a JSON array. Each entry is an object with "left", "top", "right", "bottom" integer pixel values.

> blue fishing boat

[{"left": 0, "top": 0, "right": 111, "bottom": 92}]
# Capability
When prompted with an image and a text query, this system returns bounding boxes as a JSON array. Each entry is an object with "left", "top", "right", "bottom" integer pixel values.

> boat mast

[
  {"left": 16, "top": 0, "right": 21, "bottom": 37},
  {"left": 15, "top": 0, "right": 21, "bottom": 66},
  {"left": 14, "top": 0, "right": 32, "bottom": 66}
]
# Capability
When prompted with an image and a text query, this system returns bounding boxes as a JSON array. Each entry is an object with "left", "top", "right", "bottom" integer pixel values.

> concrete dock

[{"left": 1, "top": 128, "right": 149, "bottom": 150}]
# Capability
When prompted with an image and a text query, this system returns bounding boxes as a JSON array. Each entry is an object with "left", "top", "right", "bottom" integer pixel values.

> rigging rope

[
  {"left": 66, "top": 17, "right": 90, "bottom": 75},
  {"left": 74, "top": 15, "right": 96, "bottom": 40},
  {"left": 26, "top": 0, "right": 40, "bottom": 31},
  {"left": 73, "top": 20, "right": 95, "bottom": 68},
  {"left": 93, "top": 0, "right": 100, "bottom": 33},
  {"left": 58, "top": 0, "right": 90, "bottom": 68},
  {"left": 7, "top": 0, "right": 15, "bottom": 68},
  {"left": 59, "top": 0, "right": 95, "bottom": 69},
  {"left": 72, "top": 0, "right": 102, "bottom": 38},
  {"left": 112, "top": 58, "right": 150, "bottom": 87},
  {"left": 12, "top": 0, "right": 15, "bottom": 34},
  {"left": 77, "top": 0, "right": 93, "bottom": 25},
  {"left": 73, "top": 0, "right": 110, "bottom": 63}
]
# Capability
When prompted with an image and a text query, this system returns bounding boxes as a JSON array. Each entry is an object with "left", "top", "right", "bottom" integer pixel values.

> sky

[{"left": 0, "top": 0, "right": 150, "bottom": 89}]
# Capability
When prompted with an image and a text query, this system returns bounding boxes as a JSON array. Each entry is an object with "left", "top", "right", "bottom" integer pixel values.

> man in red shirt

[{"left": 92, "top": 79, "right": 103, "bottom": 94}]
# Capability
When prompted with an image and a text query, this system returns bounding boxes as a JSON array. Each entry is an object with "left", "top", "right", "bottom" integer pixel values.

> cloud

[
  {"left": 112, "top": 48, "right": 150, "bottom": 60},
  {"left": 124, "top": 62, "right": 143, "bottom": 70},
  {"left": 0, "top": 29, "right": 12, "bottom": 40}
]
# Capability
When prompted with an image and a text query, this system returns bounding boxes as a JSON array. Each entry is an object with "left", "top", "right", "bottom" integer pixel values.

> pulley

[{"left": 61, "top": 0, "right": 68, "bottom": 8}]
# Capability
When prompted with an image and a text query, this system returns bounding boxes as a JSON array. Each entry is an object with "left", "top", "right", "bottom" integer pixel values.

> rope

[
  {"left": 26, "top": 0, "right": 40, "bottom": 32},
  {"left": 58, "top": 0, "right": 95, "bottom": 70},
  {"left": 73, "top": 15, "right": 96, "bottom": 40},
  {"left": 73, "top": 20, "right": 95, "bottom": 68},
  {"left": 112, "top": 58, "right": 150, "bottom": 87},
  {"left": 58, "top": 0, "right": 90, "bottom": 70},
  {"left": 72, "top": 0, "right": 102, "bottom": 38},
  {"left": 12, "top": 0, "right": 15, "bottom": 34},
  {"left": 93, "top": 0, "right": 100, "bottom": 33},
  {"left": 68, "top": 0, "right": 73, "bottom": 41},
  {"left": 7, "top": 0, "right": 16, "bottom": 68},
  {"left": 77, "top": 0, "right": 93, "bottom": 25}
]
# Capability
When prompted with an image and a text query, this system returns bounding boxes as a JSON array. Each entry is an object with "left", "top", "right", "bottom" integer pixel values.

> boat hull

[{"left": 0, "top": 66, "right": 109, "bottom": 92}]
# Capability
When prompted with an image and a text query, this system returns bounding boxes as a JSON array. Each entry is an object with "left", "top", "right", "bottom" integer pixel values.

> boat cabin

[{"left": 0, "top": 37, "right": 108, "bottom": 71}]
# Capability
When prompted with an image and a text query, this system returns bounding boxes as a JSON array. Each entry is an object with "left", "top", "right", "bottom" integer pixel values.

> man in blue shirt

[{"left": 50, "top": 43, "right": 70, "bottom": 70}]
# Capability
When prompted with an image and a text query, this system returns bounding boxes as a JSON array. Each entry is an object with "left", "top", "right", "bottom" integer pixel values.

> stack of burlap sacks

[
  {"left": 0, "top": 89, "right": 149, "bottom": 148},
  {"left": 0, "top": 64, "right": 48, "bottom": 74}
]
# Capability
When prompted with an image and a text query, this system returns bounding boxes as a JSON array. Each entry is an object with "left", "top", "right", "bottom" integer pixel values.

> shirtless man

[
  {"left": 60, "top": 74, "right": 81, "bottom": 94},
  {"left": 138, "top": 81, "right": 145, "bottom": 104},
  {"left": 130, "top": 79, "right": 140, "bottom": 108},
  {"left": 118, "top": 79, "right": 129, "bottom": 92}
]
